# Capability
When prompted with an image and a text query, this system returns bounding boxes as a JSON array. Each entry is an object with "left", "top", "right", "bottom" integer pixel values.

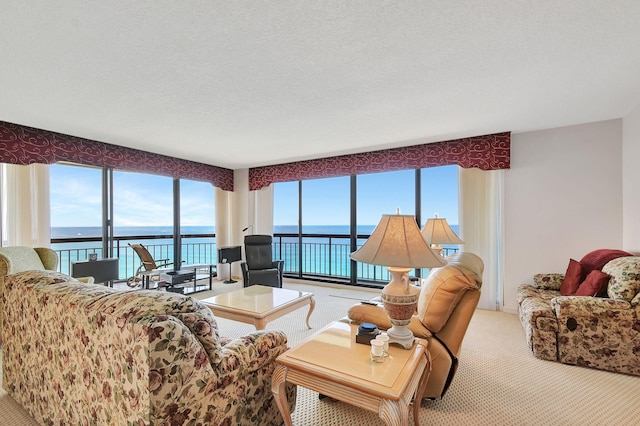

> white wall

[
  {"left": 503, "top": 120, "right": 623, "bottom": 313},
  {"left": 623, "top": 103, "right": 640, "bottom": 252}
]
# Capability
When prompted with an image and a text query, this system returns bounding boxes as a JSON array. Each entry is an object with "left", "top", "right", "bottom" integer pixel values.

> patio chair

[{"left": 127, "top": 243, "right": 173, "bottom": 288}]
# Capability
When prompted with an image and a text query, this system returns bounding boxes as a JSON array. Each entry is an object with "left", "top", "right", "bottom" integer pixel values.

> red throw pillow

[
  {"left": 580, "top": 249, "right": 633, "bottom": 274},
  {"left": 575, "top": 270, "right": 610, "bottom": 297},
  {"left": 560, "top": 259, "right": 584, "bottom": 296}
]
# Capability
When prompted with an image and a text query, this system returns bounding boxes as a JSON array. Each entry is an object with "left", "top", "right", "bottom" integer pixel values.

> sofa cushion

[
  {"left": 602, "top": 256, "right": 640, "bottom": 303},
  {"left": 574, "top": 270, "right": 610, "bottom": 297},
  {"left": 560, "top": 259, "right": 584, "bottom": 296},
  {"left": 580, "top": 249, "right": 632, "bottom": 274},
  {"left": 417, "top": 252, "right": 482, "bottom": 333}
]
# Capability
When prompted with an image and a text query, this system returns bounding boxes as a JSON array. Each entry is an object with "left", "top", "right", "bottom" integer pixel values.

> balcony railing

[
  {"left": 52, "top": 234, "right": 217, "bottom": 281},
  {"left": 273, "top": 232, "right": 459, "bottom": 287},
  {"left": 52, "top": 232, "right": 459, "bottom": 287}
]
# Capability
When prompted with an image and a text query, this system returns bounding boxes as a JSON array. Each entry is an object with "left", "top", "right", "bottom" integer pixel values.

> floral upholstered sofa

[
  {"left": 2, "top": 270, "right": 295, "bottom": 425},
  {"left": 517, "top": 249, "right": 640, "bottom": 376}
]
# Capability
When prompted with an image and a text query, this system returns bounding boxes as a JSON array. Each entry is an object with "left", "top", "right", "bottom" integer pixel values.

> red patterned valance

[
  {"left": 249, "top": 132, "right": 510, "bottom": 190},
  {"left": 0, "top": 121, "right": 234, "bottom": 191}
]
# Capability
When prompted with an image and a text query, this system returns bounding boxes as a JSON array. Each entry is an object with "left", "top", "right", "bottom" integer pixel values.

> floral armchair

[
  {"left": 517, "top": 251, "right": 640, "bottom": 376},
  {"left": 0, "top": 246, "right": 95, "bottom": 343}
]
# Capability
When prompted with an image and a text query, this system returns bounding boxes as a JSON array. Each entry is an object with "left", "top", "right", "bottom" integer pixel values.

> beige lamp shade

[
  {"left": 350, "top": 214, "right": 447, "bottom": 269},
  {"left": 421, "top": 215, "right": 464, "bottom": 245}
]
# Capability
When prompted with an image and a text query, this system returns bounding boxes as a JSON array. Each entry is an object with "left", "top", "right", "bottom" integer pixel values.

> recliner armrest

[
  {"left": 272, "top": 260, "right": 284, "bottom": 272},
  {"left": 347, "top": 302, "right": 432, "bottom": 339}
]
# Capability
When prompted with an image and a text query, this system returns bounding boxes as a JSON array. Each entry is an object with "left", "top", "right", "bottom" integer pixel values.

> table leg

[
  {"left": 379, "top": 398, "right": 409, "bottom": 426},
  {"left": 412, "top": 351, "right": 431, "bottom": 425},
  {"left": 271, "top": 364, "right": 293, "bottom": 426},
  {"left": 254, "top": 318, "right": 267, "bottom": 330},
  {"left": 305, "top": 297, "right": 315, "bottom": 329}
]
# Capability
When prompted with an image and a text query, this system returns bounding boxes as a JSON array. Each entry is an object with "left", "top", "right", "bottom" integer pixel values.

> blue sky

[
  {"left": 50, "top": 164, "right": 458, "bottom": 228},
  {"left": 274, "top": 165, "right": 459, "bottom": 227},
  {"left": 50, "top": 164, "right": 215, "bottom": 227}
]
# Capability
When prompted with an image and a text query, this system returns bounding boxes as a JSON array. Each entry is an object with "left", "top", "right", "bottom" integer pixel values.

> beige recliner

[
  {"left": 348, "top": 252, "right": 483, "bottom": 400},
  {"left": 0, "top": 246, "right": 94, "bottom": 343}
]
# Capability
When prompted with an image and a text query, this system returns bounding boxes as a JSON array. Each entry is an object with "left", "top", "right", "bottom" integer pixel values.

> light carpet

[{"left": 1, "top": 278, "right": 639, "bottom": 425}]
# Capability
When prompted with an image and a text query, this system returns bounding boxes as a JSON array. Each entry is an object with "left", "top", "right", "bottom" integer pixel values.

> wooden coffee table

[
  {"left": 200, "top": 285, "right": 315, "bottom": 330},
  {"left": 272, "top": 321, "right": 430, "bottom": 426}
]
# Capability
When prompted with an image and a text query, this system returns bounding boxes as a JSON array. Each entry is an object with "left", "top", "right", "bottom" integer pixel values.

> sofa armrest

[
  {"left": 552, "top": 296, "right": 633, "bottom": 320},
  {"left": 533, "top": 273, "right": 564, "bottom": 290},
  {"left": 34, "top": 247, "right": 58, "bottom": 270},
  {"left": 216, "top": 330, "right": 288, "bottom": 379}
]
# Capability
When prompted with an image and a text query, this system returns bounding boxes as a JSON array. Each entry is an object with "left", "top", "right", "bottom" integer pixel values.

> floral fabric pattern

[
  {"left": 516, "top": 284, "right": 559, "bottom": 361},
  {"left": 553, "top": 296, "right": 640, "bottom": 375},
  {"left": 517, "top": 258, "right": 640, "bottom": 376},
  {"left": 532, "top": 273, "right": 565, "bottom": 290},
  {"left": 602, "top": 256, "right": 640, "bottom": 303},
  {"left": 2, "top": 270, "right": 296, "bottom": 425}
]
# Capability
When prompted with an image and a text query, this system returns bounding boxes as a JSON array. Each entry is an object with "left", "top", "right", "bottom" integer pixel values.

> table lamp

[
  {"left": 421, "top": 214, "right": 464, "bottom": 256},
  {"left": 351, "top": 213, "right": 447, "bottom": 349}
]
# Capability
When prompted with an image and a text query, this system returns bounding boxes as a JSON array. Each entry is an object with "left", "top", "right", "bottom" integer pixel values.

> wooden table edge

[{"left": 203, "top": 292, "right": 315, "bottom": 330}]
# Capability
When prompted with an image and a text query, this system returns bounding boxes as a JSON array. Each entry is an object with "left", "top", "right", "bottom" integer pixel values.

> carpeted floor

[{"left": 1, "top": 278, "right": 639, "bottom": 425}]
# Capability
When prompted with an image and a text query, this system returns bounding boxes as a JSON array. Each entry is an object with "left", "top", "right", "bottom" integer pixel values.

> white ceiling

[{"left": 2, "top": 1, "right": 640, "bottom": 170}]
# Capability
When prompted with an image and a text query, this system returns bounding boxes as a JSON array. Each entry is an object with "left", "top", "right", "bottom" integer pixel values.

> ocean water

[
  {"left": 51, "top": 226, "right": 216, "bottom": 279},
  {"left": 51, "top": 224, "right": 458, "bottom": 281}
]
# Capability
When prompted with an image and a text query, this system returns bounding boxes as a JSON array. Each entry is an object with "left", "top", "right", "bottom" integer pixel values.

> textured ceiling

[{"left": 2, "top": 1, "right": 640, "bottom": 170}]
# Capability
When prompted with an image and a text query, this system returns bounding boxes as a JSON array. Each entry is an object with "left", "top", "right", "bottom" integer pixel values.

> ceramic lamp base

[
  {"left": 381, "top": 267, "right": 418, "bottom": 350},
  {"left": 387, "top": 325, "right": 415, "bottom": 349}
]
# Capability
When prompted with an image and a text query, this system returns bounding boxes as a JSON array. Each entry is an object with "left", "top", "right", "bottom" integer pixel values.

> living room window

[
  {"left": 301, "top": 176, "right": 350, "bottom": 278},
  {"left": 273, "top": 165, "right": 459, "bottom": 287},
  {"left": 356, "top": 169, "right": 416, "bottom": 283},
  {"left": 50, "top": 164, "right": 103, "bottom": 270},
  {"left": 179, "top": 178, "right": 216, "bottom": 265},
  {"left": 49, "top": 163, "right": 216, "bottom": 280}
]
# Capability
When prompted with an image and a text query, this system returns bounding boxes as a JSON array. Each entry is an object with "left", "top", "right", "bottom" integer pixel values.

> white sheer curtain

[
  {"left": 1, "top": 163, "right": 51, "bottom": 247},
  {"left": 214, "top": 186, "right": 231, "bottom": 249},
  {"left": 459, "top": 167, "right": 505, "bottom": 311},
  {"left": 250, "top": 184, "right": 274, "bottom": 236}
]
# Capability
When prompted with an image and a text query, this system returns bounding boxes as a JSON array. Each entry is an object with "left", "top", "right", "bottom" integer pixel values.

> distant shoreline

[{"left": 51, "top": 224, "right": 457, "bottom": 239}]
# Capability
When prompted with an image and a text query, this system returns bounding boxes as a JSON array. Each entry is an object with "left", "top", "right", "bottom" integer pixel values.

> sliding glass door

[
  {"left": 180, "top": 179, "right": 216, "bottom": 265},
  {"left": 50, "top": 164, "right": 103, "bottom": 274}
]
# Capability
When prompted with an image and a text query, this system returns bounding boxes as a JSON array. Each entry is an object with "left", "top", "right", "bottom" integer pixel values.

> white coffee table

[{"left": 200, "top": 285, "right": 315, "bottom": 330}]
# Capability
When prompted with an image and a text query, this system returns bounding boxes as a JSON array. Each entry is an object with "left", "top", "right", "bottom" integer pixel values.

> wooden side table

[{"left": 272, "top": 321, "right": 430, "bottom": 426}]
